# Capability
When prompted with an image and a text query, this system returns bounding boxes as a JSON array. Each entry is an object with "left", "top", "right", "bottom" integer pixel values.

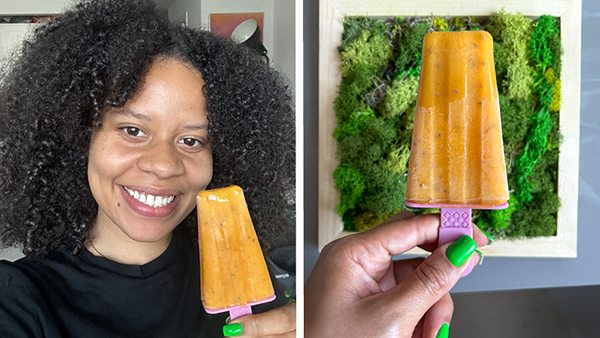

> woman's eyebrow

[
  {"left": 183, "top": 123, "right": 208, "bottom": 130},
  {"left": 112, "top": 107, "right": 151, "bottom": 121}
]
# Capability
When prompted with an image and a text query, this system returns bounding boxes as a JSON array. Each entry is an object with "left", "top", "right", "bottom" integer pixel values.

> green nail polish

[
  {"left": 446, "top": 235, "right": 477, "bottom": 267},
  {"left": 478, "top": 226, "right": 495, "bottom": 244},
  {"left": 476, "top": 249, "right": 484, "bottom": 266},
  {"left": 436, "top": 323, "right": 449, "bottom": 338},
  {"left": 223, "top": 323, "right": 243, "bottom": 337}
]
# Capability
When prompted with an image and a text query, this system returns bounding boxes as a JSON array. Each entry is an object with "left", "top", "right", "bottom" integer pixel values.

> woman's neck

[{"left": 87, "top": 213, "right": 173, "bottom": 265}]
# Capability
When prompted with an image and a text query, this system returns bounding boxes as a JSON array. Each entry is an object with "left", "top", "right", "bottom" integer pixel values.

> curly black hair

[{"left": 0, "top": 0, "right": 295, "bottom": 257}]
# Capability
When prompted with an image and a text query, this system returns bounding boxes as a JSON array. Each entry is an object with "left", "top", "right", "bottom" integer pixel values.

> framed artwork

[
  {"left": 318, "top": 0, "right": 581, "bottom": 257},
  {"left": 210, "top": 12, "right": 264, "bottom": 42}
]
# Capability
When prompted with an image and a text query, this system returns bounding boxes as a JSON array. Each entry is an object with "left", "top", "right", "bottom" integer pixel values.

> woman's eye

[
  {"left": 178, "top": 138, "right": 202, "bottom": 147},
  {"left": 123, "top": 127, "right": 146, "bottom": 137}
]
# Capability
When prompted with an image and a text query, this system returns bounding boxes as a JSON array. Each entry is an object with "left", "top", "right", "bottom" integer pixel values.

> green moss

[
  {"left": 333, "top": 165, "right": 366, "bottom": 217},
  {"left": 334, "top": 67, "right": 372, "bottom": 123},
  {"left": 530, "top": 15, "right": 559, "bottom": 67},
  {"left": 493, "top": 42, "right": 508, "bottom": 85},
  {"left": 528, "top": 144, "right": 559, "bottom": 194},
  {"left": 385, "top": 130, "right": 412, "bottom": 175},
  {"left": 340, "top": 30, "right": 391, "bottom": 79},
  {"left": 452, "top": 17, "right": 467, "bottom": 30},
  {"left": 337, "top": 116, "right": 397, "bottom": 169},
  {"left": 355, "top": 207, "right": 404, "bottom": 232},
  {"left": 395, "top": 22, "right": 430, "bottom": 74},
  {"left": 499, "top": 94, "right": 534, "bottom": 144},
  {"left": 514, "top": 107, "right": 553, "bottom": 203},
  {"left": 477, "top": 194, "right": 518, "bottom": 231},
  {"left": 333, "top": 108, "right": 375, "bottom": 142},
  {"left": 358, "top": 162, "right": 406, "bottom": 215},
  {"left": 334, "top": 13, "right": 562, "bottom": 239},
  {"left": 377, "top": 76, "right": 419, "bottom": 118},
  {"left": 506, "top": 190, "right": 560, "bottom": 237},
  {"left": 339, "top": 16, "right": 376, "bottom": 53},
  {"left": 488, "top": 10, "right": 534, "bottom": 99},
  {"left": 547, "top": 28, "right": 563, "bottom": 78},
  {"left": 433, "top": 16, "right": 449, "bottom": 31}
]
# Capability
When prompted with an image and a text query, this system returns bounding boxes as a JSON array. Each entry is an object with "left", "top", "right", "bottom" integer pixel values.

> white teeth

[
  {"left": 123, "top": 186, "right": 175, "bottom": 208},
  {"left": 154, "top": 196, "right": 162, "bottom": 208}
]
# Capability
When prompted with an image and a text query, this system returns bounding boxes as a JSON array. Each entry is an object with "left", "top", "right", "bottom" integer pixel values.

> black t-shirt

[{"left": 0, "top": 226, "right": 287, "bottom": 338}]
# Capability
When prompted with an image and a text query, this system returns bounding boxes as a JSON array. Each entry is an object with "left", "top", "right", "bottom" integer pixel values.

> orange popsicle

[
  {"left": 406, "top": 30, "right": 509, "bottom": 208},
  {"left": 197, "top": 185, "right": 275, "bottom": 318}
]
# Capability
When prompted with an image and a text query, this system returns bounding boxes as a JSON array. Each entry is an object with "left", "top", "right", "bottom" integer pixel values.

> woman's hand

[
  {"left": 305, "top": 211, "right": 489, "bottom": 338},
  {"left": 222, "top": 302, "right": 296, "bottom": 337}
]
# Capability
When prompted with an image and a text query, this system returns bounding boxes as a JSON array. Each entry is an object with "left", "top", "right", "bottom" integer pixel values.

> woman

[{"left": 0, "top": 0, "right": 295, "bottom": 337}]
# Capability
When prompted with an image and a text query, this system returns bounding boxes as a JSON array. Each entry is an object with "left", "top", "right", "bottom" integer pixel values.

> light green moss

[{"left": 377, "top": 76, "right": 419, "bottom": 118}]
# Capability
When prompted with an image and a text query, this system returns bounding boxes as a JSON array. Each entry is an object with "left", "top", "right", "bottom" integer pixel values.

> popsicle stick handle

[
  {"left": 439, "top": 208, "right": 475, "bottom": 277},
  {"left": 229, "top": 306, "right": 252, "bottom": 321}
]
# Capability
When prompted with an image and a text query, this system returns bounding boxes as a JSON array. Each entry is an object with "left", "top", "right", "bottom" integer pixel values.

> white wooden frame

[{"left": 318, "top": 0, "right": 581, "bottom": 257}]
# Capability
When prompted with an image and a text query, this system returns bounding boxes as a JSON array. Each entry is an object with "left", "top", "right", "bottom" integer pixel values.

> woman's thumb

[{"left": 391, "top": 235, "right": 477, "bottom": 323}]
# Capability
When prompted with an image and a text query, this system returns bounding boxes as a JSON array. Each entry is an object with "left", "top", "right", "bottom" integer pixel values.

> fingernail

[
  {"left": 223, "top": 323, "right": 243, "bottom": 337},
  {"left": 436, "top": 323, "right": 449, "bottom": 338},
  {"left": 478, "top": 226, "right": 495, "bottom": 244},
  {"left": 225, "top": 316, "right": 231, "bottom": 324},
  {"left": 476, "top": 249, "right": 484, "bottom": 266},
  {"left": 446, "top": 235, "right": 477, "bottom": 267}
]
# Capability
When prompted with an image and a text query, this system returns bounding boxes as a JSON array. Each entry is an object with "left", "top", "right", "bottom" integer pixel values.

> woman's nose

[{"left": 136, "top": 140, "right": 184, "bottom": 178}]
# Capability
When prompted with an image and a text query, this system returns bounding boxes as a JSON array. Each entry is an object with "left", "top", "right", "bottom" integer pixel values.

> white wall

[
  {"left": 272, "top": 0, "right": 294, "bottom": 89},
  {"left": 0, "top": 0, "right": 73, "bottom": 15},
  {"left": 168, "top": 0, "right": 202, "bottom": 29}
]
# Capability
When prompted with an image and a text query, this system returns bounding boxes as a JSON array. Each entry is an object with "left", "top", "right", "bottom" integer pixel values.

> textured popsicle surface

[
  {"left": 406, "top": 31, "right": 509, "bottom": 207},
  {"left": 197, "top": 185, "right": 274, "bottom": 310}
]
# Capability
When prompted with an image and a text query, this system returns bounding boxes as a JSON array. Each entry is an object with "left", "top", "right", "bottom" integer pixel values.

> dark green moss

[
  {"left": 339, "top": 16, "right": 376, "bottom": 53},
  {"left": 494, "top": 42, "right": 508, "bottom": 85},
  {"left": 528, "top": 146, "right": 559, "bottom": 195},
  {"left": 507, "top": 190, "right": 560, "bottom": 237},
  {"left": 499, "top": 95, "right": 535, "bottom": 144},
  {"left": 358, "top": 161, "right": 406, "bottom": 215},
  {"left": 395, "top": 22, "right": 430, "bottom": 74},
  {"left": 548, "top": 30, "right": 563, "bottom": 78}
]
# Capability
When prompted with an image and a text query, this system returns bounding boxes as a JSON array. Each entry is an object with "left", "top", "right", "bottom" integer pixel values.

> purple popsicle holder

[
  {"left": 405, "top": 201, "right": 508, "bottom": 276},
  {"left": 203, "top": 293, "right": 276, "bottom": 320}
]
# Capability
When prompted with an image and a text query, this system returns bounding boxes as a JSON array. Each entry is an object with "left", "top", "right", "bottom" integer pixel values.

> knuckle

[
  {"left": 414, "top": 262, "right": 452, "bottom": 295},
  {"left": 277, "top": 306, "right": 295, "bottom": 330}
]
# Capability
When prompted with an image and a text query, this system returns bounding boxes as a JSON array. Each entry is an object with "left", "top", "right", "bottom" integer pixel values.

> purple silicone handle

[
  {"left": 230, "top": 306, "right": 252, "bottom": 321},
  {"left": 439, "top": 208, "right": 475, "bottom": 277}
]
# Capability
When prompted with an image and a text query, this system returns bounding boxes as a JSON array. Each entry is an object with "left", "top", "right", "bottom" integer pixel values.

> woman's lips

[{"left": 120, "top": 186, "right": 180, "bottom": 218}]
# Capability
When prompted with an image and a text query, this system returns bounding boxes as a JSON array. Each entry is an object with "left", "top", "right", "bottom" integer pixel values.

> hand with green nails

[
  {"left": 305, "top": 211, "right": 490, "bottom": 338},
  {"left": 221, "top": 302, "right": 296, "bottom": 337}
]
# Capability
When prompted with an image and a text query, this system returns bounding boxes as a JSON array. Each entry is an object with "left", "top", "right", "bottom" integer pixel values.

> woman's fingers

[
  {"left": 384, "top": 237, "right": 476, "bottom": 325},
  {"left": 351, "top": 213, "right": 441, "bottom": 257},
  {"left": 393, "top": 257, "right": 426, "bottom": 284},
  {"left": 227, "top": 303, "right": 295, "bottom": 337},
  {"left": 422, "top": 293, "right": 454, "bottom": 338}
]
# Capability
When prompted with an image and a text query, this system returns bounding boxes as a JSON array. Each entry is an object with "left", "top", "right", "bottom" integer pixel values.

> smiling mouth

[{"left": 123, "top": 186, "right": 176, "bottom": 208}]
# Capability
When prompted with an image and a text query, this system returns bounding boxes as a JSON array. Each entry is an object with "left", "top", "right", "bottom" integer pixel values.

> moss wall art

[{"left": 333, "top": 11, "right": 563, "bottom": 238}]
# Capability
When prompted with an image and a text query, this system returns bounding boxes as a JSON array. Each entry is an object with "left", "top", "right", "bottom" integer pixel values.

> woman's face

[{"left": 87, "top": 58, "right": 212, "bottom": 244}]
